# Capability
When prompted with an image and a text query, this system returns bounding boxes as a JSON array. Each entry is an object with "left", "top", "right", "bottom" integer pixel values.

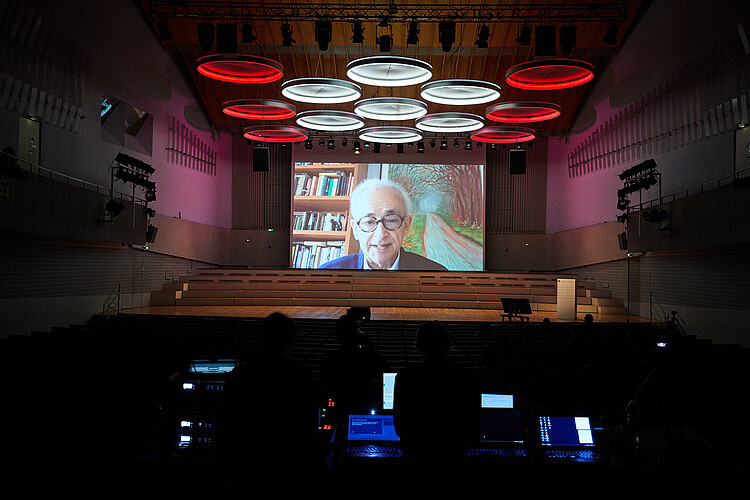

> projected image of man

[{"left": 320, "top": 179, "right": 447, "bottom": 270}]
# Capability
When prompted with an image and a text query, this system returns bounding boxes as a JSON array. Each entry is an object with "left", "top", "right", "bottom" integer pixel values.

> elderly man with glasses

[{"left": 320, "top": 178, "right": 447, "bottom": 270}]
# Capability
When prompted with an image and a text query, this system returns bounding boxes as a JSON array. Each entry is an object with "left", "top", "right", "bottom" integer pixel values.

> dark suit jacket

[{"left": 319, "top": 248, "right": 447, "bottom": 270}]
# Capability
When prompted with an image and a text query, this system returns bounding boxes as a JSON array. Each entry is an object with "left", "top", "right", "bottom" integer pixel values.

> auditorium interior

[{"left": 1, "top": 0, "right": 749, "bottom": 497}]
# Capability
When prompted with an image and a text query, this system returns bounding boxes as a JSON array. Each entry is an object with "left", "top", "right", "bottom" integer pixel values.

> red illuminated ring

[
  {"left": 505, "top": 59, "right": 594, "bottom": 90},
  {"left": 222, "top": 99, "right": 296, "bottom": 120},
  {"left": 486, "top": 102, "right": 562, "bottom": 123},
  {"left": 471, "top": 126, "right": 536, "bottom": 144},
  {"left": 243, "top": 125, "right": 308, "bottom": 143},
  {"left": 197, "top": 54, "right": 284, "bottom": 84}
]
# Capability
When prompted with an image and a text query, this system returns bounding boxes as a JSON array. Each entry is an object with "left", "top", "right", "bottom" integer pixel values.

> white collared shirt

[{"left": 363, "top": 251, "right": 401, "bottom": 270}]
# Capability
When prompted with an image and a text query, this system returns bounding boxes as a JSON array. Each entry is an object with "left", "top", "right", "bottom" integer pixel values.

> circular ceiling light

[
  {"left": 196, "top": 54, "right": 284, "bottom": 84},
  {"left": 281, "top": 77, "right": 361, "bottom": 103},
  {"left": 471, "top": 126, "right": 536, "bottom": 143},
  {"left": 505, "top": 59, "right": 594, "bottom": 90},
  {"left": 346, "top": 56, "right": 433, "bottom": 87},
  {"left": 243, "top": 125, "right": 308, "bottom": 143},
  {"left": 296, "top": 110, "right": 365, "bottom": 131},
  {"left": 353, "top": 97, "right": 428, "bottom": 121},
  {"left": 486, "top": 101, "right": 562, "bottom": 123},
  {"left": 358, "top": 126, "right": 423, "bottom": 144},
  {"left": 221, "top": 99, "right": 296, "bottom": 120},
  {"left": 415, "top": 113, "right": 484, "bottom": 133},
  {"left": 420, "top": 79, "right": 502, "bottom": 105}
]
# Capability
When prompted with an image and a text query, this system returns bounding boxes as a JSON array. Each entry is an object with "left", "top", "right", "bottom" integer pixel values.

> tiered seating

[{"left": 152, "top": 268, "right": 629, "bottom": 314}]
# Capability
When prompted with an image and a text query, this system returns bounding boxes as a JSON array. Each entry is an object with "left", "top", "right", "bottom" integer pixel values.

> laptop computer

[
  {"left": 344, "top": 414, "right": 402, "bottom": 458},
  {"left": 538, "top": 416, "right": 604, "bottom": 463},
  {"left": 467, "top": 394, "right": 527, "bottom": 458}
]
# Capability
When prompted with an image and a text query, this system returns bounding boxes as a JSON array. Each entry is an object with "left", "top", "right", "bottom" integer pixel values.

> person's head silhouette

[
  {"left": 415, "top": 321, "right": 451, "bottom": 363},
  {"left": 261, "top": 312, "right": 296, "bottom": 357}
]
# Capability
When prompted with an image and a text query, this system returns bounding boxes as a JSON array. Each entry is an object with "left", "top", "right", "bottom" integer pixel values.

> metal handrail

[
  {"left": 631, "top": 166, "right": 750, "bottom": 212},
  {"left": 649, "top": 291, "right": 686, "bottom": 335},
  {"left": 1, "top": 151, "right": 146, "bottom": 203},
  {"left": 102, "top": 282, "right": 121, "bottom": 318}
]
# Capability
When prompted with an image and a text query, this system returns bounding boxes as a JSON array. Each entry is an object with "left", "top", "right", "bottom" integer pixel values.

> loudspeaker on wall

[
  {"left": 509, "top": 149, "right": 527, "bottom": 175},
  {"left": 146, "top": 224, "right": 159, "bottom": 243},
  {"left": 617, "top": 231, "right": 627, "bottom": 251},
  {"left": 216, "top": 23, "right": 238, "bottom": 55},
  {"left": 252, "top": 147, "right": 270, "bottom": 172}
]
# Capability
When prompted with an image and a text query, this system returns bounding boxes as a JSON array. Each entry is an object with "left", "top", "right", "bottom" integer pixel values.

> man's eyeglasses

[{"left": 356, "top": 214, "right": 404, "bottom": 232}]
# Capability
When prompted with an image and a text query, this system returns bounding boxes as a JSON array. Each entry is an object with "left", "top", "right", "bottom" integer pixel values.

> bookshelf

[{"left": 291, "top": 163, "right": 365, "bottom": 268}]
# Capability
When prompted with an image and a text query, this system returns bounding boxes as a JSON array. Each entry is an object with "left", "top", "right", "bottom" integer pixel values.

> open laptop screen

[
  {"left": 480, "top": 409, "right": 523, "bottom": 443},
  {"left": 383, "top": 372, "right": 397, "bottom": 410},
  {"left": 348, "top": 414, "right": 400, "bottom": 442},
  {"left": 539, "top": 416, "right": 594, "bottom": 446}
]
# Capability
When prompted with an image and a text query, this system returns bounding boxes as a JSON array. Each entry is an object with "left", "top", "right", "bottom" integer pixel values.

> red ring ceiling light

[
  {"left": 471, "top": 126, "right": 536, "bottom": 144},
  {"left": 505, "top": 59, "right": 594, "bottom": 90},
  {"left": 222, "top": 99, "right": 296, "bottom": 120},
  {"left": 243, "top": 125, "right": 308, "bottom": 143},
  {"left": 486, "top": 101, "right": 562, "bottom": 123},
  {"left": 197, "top": 54, "right": 284, "bottom": 84}
]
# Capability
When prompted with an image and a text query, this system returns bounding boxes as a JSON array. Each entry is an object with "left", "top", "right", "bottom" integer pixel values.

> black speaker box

[
  {"left": 146, "top": 224, "right": 158, "bottom": 243},
  {"left": 347, "top": 306, "right": 371, "bottom": 321},
  {"left": 252, "top": 147, "right": 270, "bottom": 172},
  {"left": 216, "top": 23, "right": 238, "bottom": 55},
  {"left": 535, "top": 25, "right": 556, "bottom": 57},
  {"left": 509, "top": 149, "right": 527, "bottom": 175},
  {"left": 617, "top": 231, "right": 628, "bottom": 251}
]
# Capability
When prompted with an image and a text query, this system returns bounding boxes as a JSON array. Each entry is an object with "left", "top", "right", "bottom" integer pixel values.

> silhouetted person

[
  {"left": 321, "top": 315, "right": 386, "bottom": 420},
  {"left": 393, "top": 321, "right": 480, "bottom": 493},
  {"left": 217, "top": 313, "right": 318, "bottom": 496}
]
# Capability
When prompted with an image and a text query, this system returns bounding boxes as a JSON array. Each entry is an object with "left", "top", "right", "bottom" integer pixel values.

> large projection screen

[{"left": 291, "top": 162, "right": 485, "bottom": 271}]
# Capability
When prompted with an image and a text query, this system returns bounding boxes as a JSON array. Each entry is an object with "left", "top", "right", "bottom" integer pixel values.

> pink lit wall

[{"left": 547, "top": 0, "right": 745, "bottom": 233}]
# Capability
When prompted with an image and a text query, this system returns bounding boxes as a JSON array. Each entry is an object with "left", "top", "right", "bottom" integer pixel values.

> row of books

[
  {"left": 294, "top": 170, "right": 353, "bottom": 197},
  {"left": 291, "top": 241, "right": 345, "bottom": 269},
  {"left": 293, "top": 211, "right": 348, "bottom": 232}
]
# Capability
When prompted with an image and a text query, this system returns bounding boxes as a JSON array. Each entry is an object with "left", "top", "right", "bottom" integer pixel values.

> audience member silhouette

[
  {"left": 393, "top": 321, "right": 480, "bottom": 492},
  {"left": 217, "top": 312, "right": 318, "bottom": 496},
  {"left": 322, "top": 314, "right": 386, "bottom": 420}
]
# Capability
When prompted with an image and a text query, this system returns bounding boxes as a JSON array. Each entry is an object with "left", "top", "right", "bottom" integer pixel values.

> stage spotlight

[
  {"left": 559, "top": 25, "right": 576, "bottom": 55},
  {"left": 281, "top": 23, "right": 295, "bottom": 46},
  {"left": 440, "top": 138, "right": 448, "bottom": 150},
  {"left": 439, "top": 21, "right": 456, "bottom": 52},
  {"left": 353, "top": 141, "right": 362, "bottom": 154},
  {"left": 454, "top": 138, "right": 460, "bottom": 148},
  {"left": 105, "top": 199, "right": 125, "bottom": 218},
  {"left": 619, "top": 159, "right": 657, "bottom": 180},
  {"left": 464, "top": 140, "right": 472, "bottom": 151},
  {"left": 378, "top": 34, "right": 392, "bottom": 52},
  {"left": 364, "top": 142, "right": 370, "bottom": 148},
  {"left": 304, "top": 139, "right": 313, "bottom": 149},
  {"left": 476, "top": 141, "right": 482, "bottom": 148},
  {"left": 241, "top": 23, "right": 257, "bottom": 44},
  {"left": 397, "top": 143, "right": 404, "bottom": 154},
  {"left": 342, "top": 138, "right": 348, "bottom": 147},
  {"left": 515, "top": 25, "right": 532, "bottom": 46},
  {"left": 158, "top": 20, "right": 173, "bottom": 41},
  {"left": 197, "top": 23, "right": 215, "bottom": 52},
  {"left": 430, "top": 138, "right": 436, "bottom": 148},
  {"left": 315, "top": 20, "right": 332, "bottom": 51},
  {"left": 319, "top": 138, "right": 325, "bottom": 147},
  {"left": 352, "top": 21, "right": 365, "bottom": 43},
  {"left": 406, "top": 21, "right": 419, "bottom": 45},
  {"left": 145, "top": 189, "right": 157, "bottom": 202},
  {"left": 475, "top": 25, "right": 490, "bottom": 48},
  {"left": 379, "top": 17, "right": 390, "bottom": 28},
  {"left": 489, "top": 143, "right": 497, "bottom": 150},
  {"left": 373, "top": 143, "right": 381, "bottom": 153},
  {"left": 327, "top": 138, "right": 335, "bottom": 150},
  {"left": 417, "top": 141, "right": 425, "bottom": 153},
  {"left": 603, "top": 23, "right": 619, "bottom": 44}
]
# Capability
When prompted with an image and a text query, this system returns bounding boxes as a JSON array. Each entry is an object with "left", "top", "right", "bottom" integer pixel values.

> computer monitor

[
  {"left": 539, "top": 416, "right": 594, "bottom": 446},
  {"left": 383, "top": 372, "right": 397, "bottom": 410},
  {"left": 481, "top": 393, "right": 514, "bottom": 409}
]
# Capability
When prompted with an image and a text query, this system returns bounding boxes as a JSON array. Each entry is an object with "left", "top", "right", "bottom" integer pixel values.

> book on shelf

[
  {"left": 292, "top": 240, "right": 345, "bottom": 268},
  {"left": 293, "top": 211, "right": 348, "bottom": 232},
  {"left": 294, "top": 169, "right": 352, "bottom": 197}
]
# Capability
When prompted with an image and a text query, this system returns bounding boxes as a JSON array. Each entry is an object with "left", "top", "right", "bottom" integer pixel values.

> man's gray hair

[{"left": 350, "top": 178, "right": 412, "bottom": 216}]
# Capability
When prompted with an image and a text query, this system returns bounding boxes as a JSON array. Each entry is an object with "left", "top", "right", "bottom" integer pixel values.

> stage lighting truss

[
  {"left": 346, "top": 56, "right": 432, "bottom": 87},
  {"left": 196, "top": 54, "right": 284, "bottom": 84},
  {"left": 420, "top": 79, "right": 501, "bottom": 105},
  {"left": 281, "top": 77, "right": 361, "bottom": 104},
  {"left": 353, "top": 97, "right": 428, "bottom": 121},
  {"left": 415, "top": 113, "right": 484, "bottom": 133},
  {"left": 296, "top": 110, "right": 365, "bottom": 131},
  {"left": 110, "top": 154, "right": 156, "bottom": 204}
]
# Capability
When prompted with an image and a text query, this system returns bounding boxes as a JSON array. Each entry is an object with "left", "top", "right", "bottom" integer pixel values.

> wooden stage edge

[{"left": 120, "top": 305, "right": 650, "bottom": 324}]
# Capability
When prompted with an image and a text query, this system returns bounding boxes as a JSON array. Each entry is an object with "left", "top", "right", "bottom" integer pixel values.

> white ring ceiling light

[
  {"left": 295, "top": 111, "right": 365, "bottom": 131},
  {"left": 415, "top": 113, "right": 485, "bottom": 133},
  {"left": 420, "top": 79, "right": 502, "bottom": 105},
  {"left": 353, "top": 97, "right": 428, "bottom": 121},
  {"left": 281, "top": 77, "right": 361, "bottom": 104},
  {"left": 358, "top": 126, "right": 423, "bottom": 144},
  {"left": 346, "top": 56, "right": 433, "bottom": 87}
]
